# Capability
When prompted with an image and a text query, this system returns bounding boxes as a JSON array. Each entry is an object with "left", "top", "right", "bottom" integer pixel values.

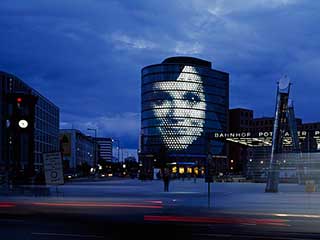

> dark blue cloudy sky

[{"left": 1, "top": 0, "right": 320, "bottom": 149}]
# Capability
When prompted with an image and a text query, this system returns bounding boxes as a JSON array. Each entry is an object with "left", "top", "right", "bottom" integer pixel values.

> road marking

[{"left": 32, "top": 232, "right": 104, "bottom": 238}]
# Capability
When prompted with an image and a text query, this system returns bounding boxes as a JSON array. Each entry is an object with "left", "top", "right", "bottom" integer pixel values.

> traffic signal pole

[
  {"left": 205, "top": 134, "right": 214, "bottom": 208},
  {"left": 5, "top": 93, "right": 38, "bottom": 186}
]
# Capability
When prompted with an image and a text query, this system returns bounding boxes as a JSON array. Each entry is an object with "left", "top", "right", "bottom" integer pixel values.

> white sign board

[{"left": 43, "top": 152, "right": 64, "bottom": 185}]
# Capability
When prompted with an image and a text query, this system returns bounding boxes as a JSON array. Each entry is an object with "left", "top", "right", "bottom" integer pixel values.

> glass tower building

[{"left": 140, "top": 57, "right": 229, "bottom": 174}]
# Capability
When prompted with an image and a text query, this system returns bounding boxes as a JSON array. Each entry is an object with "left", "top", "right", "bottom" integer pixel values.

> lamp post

[
  {"left": 112, "top": 139, "right": 120, "bottom": 162},
  {"left": 87, "top": 128, "right": 97, "bottom": 168}
]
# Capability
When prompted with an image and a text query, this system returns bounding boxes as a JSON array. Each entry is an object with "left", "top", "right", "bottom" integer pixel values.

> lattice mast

[{"left": 266, "top": 76, "right": 291, "bottom": 192}]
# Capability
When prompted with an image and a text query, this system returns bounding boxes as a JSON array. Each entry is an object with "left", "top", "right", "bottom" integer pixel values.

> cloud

[
  {"left": 174, "top": 41, "right": 203, "bottom": 54},
  {"left": 193, "top": 0, "right": 299, "bottom": 17},
  {"left": 60, "top": 112, "right": 140, "bottom": 148},
  {"left": 111, "top": 32, "right": 157, "bottom": 50},
  {"left": 1, "top": 0, "right": 320, "bottom": 148}
]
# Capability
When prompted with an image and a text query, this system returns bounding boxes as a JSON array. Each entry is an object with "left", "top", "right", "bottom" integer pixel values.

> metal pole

[
  {"left": 121, "top": 148, "right": 124, "bottom": 162},
  {"left": 308, "top": 131, "right": 310, "bottom": 180},
  {"left": 87, "top": 128, "right": 97, "bottom": 168},
  {"left": 112, "top": 139, "right": 120, "bottom": 162},
  {"left": 94, "top": 129, "right": 97, "bottom": 168},
  {"left": 208, "top": 181, "right": 211, "bottom": 208},
  {"left": 118, "top": 140, "right": 120, "bottom": 162}
]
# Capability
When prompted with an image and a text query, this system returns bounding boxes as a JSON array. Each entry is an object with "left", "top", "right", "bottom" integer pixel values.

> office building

[
  {"left": 228, "top": 108, "right": 253, "bottom": 173},
  {"left": 60, "top": 129, "right": 95, "bottom": 172},
  {"left": 140, "top": 56, "right": 229, "bottom": 177},
  {"left": 0, "top": 71, "right": 59, "bottom": 181},
  {"left": 95, "top": 137, "right": 113, "bottom": 162}
]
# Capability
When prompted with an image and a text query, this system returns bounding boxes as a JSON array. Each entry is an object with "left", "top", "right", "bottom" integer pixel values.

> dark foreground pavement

[
  {"left": 1, "top": 200, "right": 320, "bottom": 240},
  {"left": 1, "top": 179, "right": 320, "bottom": 239}
]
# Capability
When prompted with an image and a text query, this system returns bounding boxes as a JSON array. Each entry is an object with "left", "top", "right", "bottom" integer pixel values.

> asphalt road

[
  {"left": 1, "top": 198, "right": 320, "bottom": 239},
  {"left": 1, "top": 178, "right": 320, "bottom": 239}
]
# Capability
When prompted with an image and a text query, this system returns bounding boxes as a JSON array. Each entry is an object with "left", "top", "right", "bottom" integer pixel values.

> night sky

[{"left": 1, "top": 0, "right": 320, "bottom": 149}]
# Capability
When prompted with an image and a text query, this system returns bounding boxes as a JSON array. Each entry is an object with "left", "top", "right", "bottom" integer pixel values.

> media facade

[{"left": 140, "top": 57, "right": 229, "bottom": 169}]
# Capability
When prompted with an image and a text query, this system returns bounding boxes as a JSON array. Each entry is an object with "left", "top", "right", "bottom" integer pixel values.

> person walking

[{"left": 163, "top": 168, "right": 170, "bottom": 192}]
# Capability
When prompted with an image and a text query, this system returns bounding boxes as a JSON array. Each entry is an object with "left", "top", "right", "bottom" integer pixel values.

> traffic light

[
  {"left": 5, "top": 93, "right": 38, "bottom": 184},
  {"left": 6, "top": 93, "right": 38, "bottom": 131}
]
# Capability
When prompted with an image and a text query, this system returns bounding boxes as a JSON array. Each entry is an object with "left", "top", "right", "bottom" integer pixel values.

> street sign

[{"left": 43, "top": 152, "right": 64, "bottom": 185}]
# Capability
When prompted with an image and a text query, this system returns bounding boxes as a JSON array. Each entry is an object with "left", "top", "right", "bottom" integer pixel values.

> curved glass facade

[{"left": 140, "top": 57, "right": 229, "bottom": 163}]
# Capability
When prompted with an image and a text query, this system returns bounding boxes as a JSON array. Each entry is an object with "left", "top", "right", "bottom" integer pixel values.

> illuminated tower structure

[
  {"left": 265, "top": 76, "right": 301, "bottom": 192},
  {"left": 139, "top": 57, "right": 229, "bottom": 178}
]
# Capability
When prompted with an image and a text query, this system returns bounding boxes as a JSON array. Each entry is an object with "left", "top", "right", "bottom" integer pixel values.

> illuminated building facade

[
  {"left": 139, "top": 57, "right": 229, "bottom": 177},
  {"left": 227, "top": 107, "right": 320, "bottom": 182}
]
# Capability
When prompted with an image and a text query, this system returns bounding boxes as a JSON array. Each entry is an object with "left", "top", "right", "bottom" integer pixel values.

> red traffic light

[{"left": 16, "top": 97, "right": 22, "bottom": 103}]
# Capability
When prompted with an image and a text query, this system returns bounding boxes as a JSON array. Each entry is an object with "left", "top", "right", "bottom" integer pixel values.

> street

[{"left": 1, "top": 178, "right": 320, "bottom": 239}]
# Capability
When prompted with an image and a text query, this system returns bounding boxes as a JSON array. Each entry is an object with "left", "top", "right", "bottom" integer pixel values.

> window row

[
  {"left": 35, "top": 108, "right": 59, "bottom": 125},
  {"left": 142, "top": 73, "right": 227, "bottom": 88},
  {"left": 35, "top": 120, "right": 59, "bottom": 136},
  {"left": 35, "top": 131, "right": 59, "bottom": 144},
  {"left": 142, "top": 91, "right": 226, "bottom": 105},
  {"left": 142, "top": 101, "right": 227, "bottom": 113},
  {"left": 142, "top": 144, "right": 224, "bottom": 155},
  {"left": 142, "top": 109, "right": 227, "bottom": 121},
  {"left": 141, "top": 118, "right": 223, "bottom": 129},
  {"left": 35, "top": 142, "right": 58, "bottom": 154},
  {"left": 142, "top": 81, "right": 227, "bottom": 96},
  {"left": 142, "top": 136, "right": 224, "bottom": 146},
  {"left": 34, "top": 93, "right": 59, "bottom": 115},
  {"left": 142, "top": 126, "right": 224, "bottom": 136},
  {"left": 142, "top": 65, "right": 228, "bottom": 80}
]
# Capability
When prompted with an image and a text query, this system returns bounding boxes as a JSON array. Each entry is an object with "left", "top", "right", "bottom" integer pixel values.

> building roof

[{"left": 162, "top": 56, "right": 212, "bottom": 68}]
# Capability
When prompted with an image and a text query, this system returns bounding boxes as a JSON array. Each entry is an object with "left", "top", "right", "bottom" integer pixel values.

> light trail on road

[
  {"left": 31, "top": 201, "right": 163, "bottom": 209},
  {"left": 144, "top": 215, "right": 290, "bottom": 226}
]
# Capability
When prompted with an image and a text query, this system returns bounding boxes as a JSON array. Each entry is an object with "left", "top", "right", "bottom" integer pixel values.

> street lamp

[
  {"left": 87, "top": 128, "right": 97, "bottom": 168},
  {"left": 112, "top": 139, "right": 120, "bottom": 162}
]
